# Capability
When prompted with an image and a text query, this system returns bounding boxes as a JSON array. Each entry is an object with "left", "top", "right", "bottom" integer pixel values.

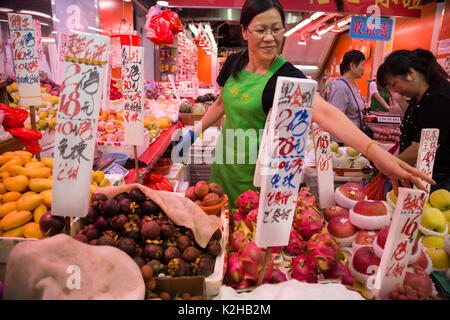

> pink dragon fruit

[
  {"left": 307, "top": 232, "right": 340, "bottom": 253},
  {"left": 307, "top": 232, "right": 339, "bottom": 272},
  {"left": 286, "top": 230, "right": 307, "bottom": 256},
  {"left": 231, "top": 209, "right": 246, "bottom": 231},
  {"left": 226, "top": 252, "right": 245, "bottom": 286},
  {"left": 233, "top": 279, "right": 254, "bottom": 290},
  {"left": 230, "top": 229, "right": 248, "bottom": 253},
  {"left": 235, "top": 190, "right": 260, "bottom": 214},
  {"left": 297, "top": 187, "right": 318, "bottom": 209},
  {"left": 244, "top": 209, "right": 258, "bottom": 232},
  {"left": 291, "top": 254, "right": 317, "bottom": 283},
  {"left": 293, "top": 208, "right": 324, "bottom": 240},
  {"left": 263, "top": 266, "right": 288, "bottom": 284},
  {"left": 271, "top": 246, "right": 284, "bottom": 254},
  {"left": 323, "top": 261, "right": 354, "bottom": 286},
  {"left": 240, "top": 242, "right": 266, "bottom": 281}
]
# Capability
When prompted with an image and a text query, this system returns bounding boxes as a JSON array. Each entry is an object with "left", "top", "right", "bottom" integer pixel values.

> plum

[{"left": 39, "top": 212, "right": 64, "bottom": 237}]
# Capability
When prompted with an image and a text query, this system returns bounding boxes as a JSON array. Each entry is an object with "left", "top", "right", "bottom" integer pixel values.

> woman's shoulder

[{"left": 274, "top": 59, "right": 307, "bottom": 79}]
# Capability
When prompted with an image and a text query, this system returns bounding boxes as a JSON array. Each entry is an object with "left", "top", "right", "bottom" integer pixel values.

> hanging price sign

[
  {"left": 7, "top": 13, "right": 42, "bottom": 106},
  {"left": 414, "top": 128, "right": 439, "bottom": 196},
  {"left": 311, "top": 123, "right": 335, "bottom": 209},
  {"left": 121, "top": 45, "right": 145, "bottom": 146},
  {"left": 34, "top": 20, "right": 43, "bottom": 71},
  {"left": 56, "top": 32, "right": 69, "bottom": 84},
  {"left": 372, "top": 188, "right": 427, "bottom": 298},
  {"left": 254, "top": 77, "right": 317, "bottom": 248},
  {"left": 51, "top": 31, "right": 110, "bottom": 218}
]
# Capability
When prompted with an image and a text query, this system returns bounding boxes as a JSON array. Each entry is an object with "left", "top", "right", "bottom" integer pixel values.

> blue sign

[{"left": 349, "top": 16, "right": 393, "bottom": 41}]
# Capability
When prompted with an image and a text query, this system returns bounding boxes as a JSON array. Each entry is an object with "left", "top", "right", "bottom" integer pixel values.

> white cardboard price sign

[
  {"left": 311, "top": 123, "right": 335, "bottom": 209},
  {"left": 121, "top": 45, "right": 145, "bottom": 146},
  {"left": 414, "top": 128, "right": 439, "bottom": 195},
  {"left": 7, "top": 13, "right": 42, "bottom": 107},
  {"left": 51, "top": 31, "right": 110, "bottom": 218},
  {"left": 33, "top": 20, "right": 43, "bottom": 71},
  {"left": 254, "top": 77, "right": 317, "bottom": 248},
  {"left": 57, "top": 32, "right": 68, "bottom": 84},
  {"left": 372, "top": 187, "right": 427, "bottom": 298}
]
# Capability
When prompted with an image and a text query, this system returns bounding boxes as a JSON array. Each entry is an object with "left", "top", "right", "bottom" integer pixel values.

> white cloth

[{"left": 369, "top": 81, "right": 379, "bottom": 98}]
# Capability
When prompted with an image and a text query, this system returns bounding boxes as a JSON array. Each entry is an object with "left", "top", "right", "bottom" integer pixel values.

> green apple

[
  {"left": 421, "top": 236, "right": 444, "bottom": 249},
  {"left": 346, "top": 146, "right": 360, "bottom": 158},
  {"left": 421, "top": 207, "right": 447, "bottom": 233},
  {"left": 429, "top": 189, "right": 450, "bottom": 211},
  {"left": 425, "top": 247, "right": 450, "bottom": 269},
  {"left": 330, "top": 141, "right": 339, "bottom": 153}
]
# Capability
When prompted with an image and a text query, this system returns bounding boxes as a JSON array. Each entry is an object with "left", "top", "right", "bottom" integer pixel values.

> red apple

[
  {"left": 339, "top": 182, "right": 366, "bottom": 201},
  {"left": 376, "top": 226, "right": 390, "bottom": 249},
  {"left": 324, "top": 205, "right": 349, "bottom": 221},
  {"left": 353, "top": 200, "right": 387, "bottom": 216},
  {"left": 327, "top": 216, "right": 358, "bottom": 238},
  {"left": 352, "top": 246, "right": 381, "bottom": 275},
  {"left": 354, "top": 231, "right": 378, "bottom": 246},
  {"left": 411, "top": 237, "right": 419, "bottom": 255},
  {"left": 412, "top": 251, "right": 430, "bottom": 271},
  {"left": 404, "top": 266, "right": 433, "bottom": 296}
]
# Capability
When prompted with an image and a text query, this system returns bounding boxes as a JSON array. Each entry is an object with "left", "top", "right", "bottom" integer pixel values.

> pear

[
  {"left": 421, "top": 207, "right": 447, "bottom": 233},
  {"left": 424, "top": 202, "right": 432, "bottom": 210},
  {"left": 346, "top": 146, "right": 360, "bottom": 158},
  {"left": 429, "top": 189, "right": 450, "bottom": 211},
  {"left": 421, "top": 236, "right": 444, "bottom": 249},
  {"left": 38, "top": 119, "right": 48, "bottom": 130},
  {"left": 330, "top": 141, "right": 339, "bottom": 153},
  {"left": 425, "top": 247, "right": 450, "bottom": 269},
  {"left": 38, "top": 110, "right": 49, "bottom": 120}
]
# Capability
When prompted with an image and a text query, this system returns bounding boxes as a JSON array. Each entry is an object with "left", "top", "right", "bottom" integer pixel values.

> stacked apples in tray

[{"left": 326, "top": 182, "right": 440, "bottom": 299}]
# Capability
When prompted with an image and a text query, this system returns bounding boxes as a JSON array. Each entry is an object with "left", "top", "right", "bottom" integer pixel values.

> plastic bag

[
  {"left": 143, "top": 171, "right": 173, "bottom": 192},
  {"left": 161, "top": 10, "right": 183, "bottom": 34},
  {"left": 145, "top": 9, "right": 183, "bottom": 45},
  {"left": 144, "top": 5, "right": 162, "bottom": 31},
  {"left": 0, "top": 104, "right": 28, "bottom": 130}
]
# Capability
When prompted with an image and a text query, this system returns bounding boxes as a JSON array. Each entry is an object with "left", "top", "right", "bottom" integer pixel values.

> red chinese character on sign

[
  {"left": 391, "top": 240, "right": 408, "bottom": 261},
  {"left": 421, "top": 151, "right": 435, "bottom": 163},
  {"left": 124, "top": 111, "right": 130, "bottom": 122},
  {"left": 288, "top": 158, "right": 303, "bottom": 174},
  {"left": 76, "top": 120, "right": 93, "bottom": 141},
  {"left": 403, "top": 193, "right": 426, "bottom": 212},
  {"left": 386, "top": 262, "right": 406, "bottom": 278},
  {"left": 316, "top": 135, "right": 329, "bottom": 150},
  {"left": 27, "top": 60, "right": 38, "bottom": 73},
  {"left": 352, "top": 19, "right": 364, "bottom": 35},
  {"left": 378, "top": 22, "right": 390, "bottom": 38},
  {"left": 267, "top": 191, "right": 293, "bottom": 206},
  {"left": 131, "top": 112, "right": 139, "bottom": 122},
  {"left": 91, "top": 43, "right": 107, "bottom": 62},
  {"left": 10, "top": 15, "right": 31, "bottom": 30},
  {"left": 365, "top": 21, "right": 377, "bottom": 36},
  {"left": 66, "top": 34, "right": 87, "bottom": 57},
  {"left": 132, "top": 92, "right": 142, "bottom": 103},
  {"left": 290, "top": 85, "right": 304, "bottom": 107}
]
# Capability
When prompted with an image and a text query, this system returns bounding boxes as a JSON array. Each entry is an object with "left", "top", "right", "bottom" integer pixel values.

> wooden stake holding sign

[
  {"left": 7, "top": 13, "right": 42, "bottom": 159},
  {"left": 51, "top": 31, "right": 110, "bottom": 221},
  {"left": 311, "top": 123, "right": 335, "bottom": 209},
  {"left": 121, "top": 45, "right": 145, "bottom": 184},
  {"left": 371, "top": 187, "right": 427, "bottom": 298},
  {"left": 414, "top": 128, "right": 439, "bottom": 196}
]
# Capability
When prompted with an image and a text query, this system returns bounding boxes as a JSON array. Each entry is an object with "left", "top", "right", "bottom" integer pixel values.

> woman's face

[
  {"left": 351, "top": 60, "right": 365, "bottom": 79},
  {"left": 242, "top": 8, "right": 284, "bottom": 63},
  {"left": 385, "top": 74, "right": 417, "bottom": 98}
]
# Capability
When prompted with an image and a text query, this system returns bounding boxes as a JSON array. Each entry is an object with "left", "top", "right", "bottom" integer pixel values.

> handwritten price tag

[
  {"left": 254, "top": 77, "right": 317, "bottom": 248},
  {"left": 56, "top": 32, "right": 69, "bottom": 84},
  {"left": 51, "top": 31, "right": 110, "bottom": 218},
  {"left": 121, "top": 45, "right": 144, "bottom": 146},
  {"left": 312, "top": 123, "right": 335, "bottom": 209},
  {"left": 7, "top": 13, "right": 42, "bottom": 106},
  {"left": 414, "top": 128, "right": 439, "bottom": 195},
  {"left": 372, "top": 188, "right": 427, "bottom": 298},
  {"left": 34, "top": 20, "right": 43, "bottom": 71}
]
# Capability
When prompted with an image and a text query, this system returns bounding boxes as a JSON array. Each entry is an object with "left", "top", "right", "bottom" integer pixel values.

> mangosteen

[
  {"left": 73, "top": 234, "right": 88, "bottom": 243},
  {"left": 123, "top": 221, "right": 140, "bottom": 242},
  {"left": 177, "top": 235, "right": 192, "bottom": 251},
  {"left": 139, "top": 216, "right": 152, "bottom": 228},
  {"left": 133, "top": 256, "right": 146, "bottom": 269},
  {"left": 81, "top": 207, "right": 100, "bottom": 226},
  {"left": 134, "top": 206, "right": 144, "bottom": 217},
  {"left": 141, "top": 199, "right": 161, "bottom": 216},
  {"left": 96, "top": 235, "right": 115, "bottom": 246},
  {"left": 85, "top": 226, "right": 100, "bottom": 241},
  {"left": 207, "top": 240, "right": 221, "bottom": 257},
  {"left": 128, "top": 213, "right": 141, "bottom": 225},
  {"left": 103, "top": 230, "right": 118, "bottom": 240},
  {"left": 141, "top": 221, "right": 160, "bottom": 241},
  {"left": 144, "top": 244, "right": 163, "bottom": 260},
  {"left": 162, "top": 237, "right": 177, "bottom": 250},
  {"left": 194, "top": 256, "right": 215, "bottom": 276},
  {"left": 91, "top": 193, "right": 107, "bottom": 209},
  {"left": 119, "top": 198, "right": 134, "bottom": 215},
  {"left": 148, "top": 259, "right": 164, "bottom": 274},
  {"left": 129, "top": 188, "right": 146, "bottom": 204},
  {"left": 89, "top": 239, "right": 98, "bottom": 245},
  {"left": 118, "top": 237, "right": 136, "bottom": 256},
  {"left": 168, "top": 258, "right": 190, "bottom": 277},
  {"left": 39, "top": 212, "right": 65, "bottom": 237},
  {"left": 95, "top": 216, "right": 109, "bottom": 232},
  {"left": 160, "top": 223, "right": 175, "bottom": 239},
  {"left": 101, "top": 198, "right": 120, "bottom": 218},
  {"left": 182, "top": 246, "right": 201, "bottom": 263},
  {"left": 164, "top": 247, "right": 181, "bottom": 263},
  {"left": 110, "top": 214, "right": 128, "bottom": 231},
  {"left": 114, "top": 192, "right": 129, "bottom": 202},
  {"left": 212, "top": 228, "right": 222, "bottom": 241},
  {"left": 135, "top": 244, "right": 144, "bottom": 258}
]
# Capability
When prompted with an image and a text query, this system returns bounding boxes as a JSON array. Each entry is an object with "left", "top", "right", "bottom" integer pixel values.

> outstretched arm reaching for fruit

[{"left": 312, "top": 93, "right": 435, "bottom": 194}]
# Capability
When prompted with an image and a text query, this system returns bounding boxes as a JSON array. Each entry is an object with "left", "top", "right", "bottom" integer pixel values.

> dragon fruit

[
  {"left": 230, "top": 229, "right": 248, "bottom": 253},
  {"left": 226, "top": 252, "right": 245, "bottom": 287},
  {"left": 231, "top": 209, "right": 246, "bottom": 231},
  {"left": 323, "top": 260, "right": 354, "bottom": 286},
  {"left": 293, "top": 208, "right": 324, "bottom": 240},
  {"left": 297, "top": 187, "right": 318, "bottom": 209},
  {"left": 235, "top": 190, "right": 260, "bottom": 214},
  {"left": 286, "top": 230, "right": 307, "bottom": 256},
  {"left": 307, "top": 232, "right": 339, "bottom": 272},
  {"left": 244, "top": 209, "right": 258, "bottom": 232},
  {"left": 263, "top": 266, "right": 288, "bottom": 284},
  {"left": 307, "top": 232, "right": 340, "bottom": 253},
  {"left": 240, "top": 242, "right": 266, "bottom": 281},
  {"left": 291, "top": 254, "right": 317, "bottom": 283},
  {"left": 233, "top": 279, "right": 254, "bottom": 290}
]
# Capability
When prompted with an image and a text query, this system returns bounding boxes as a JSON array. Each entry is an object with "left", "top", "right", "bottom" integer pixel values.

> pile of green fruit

[{"left": 73, "top": 188, "right": 222, "bottom": 288}]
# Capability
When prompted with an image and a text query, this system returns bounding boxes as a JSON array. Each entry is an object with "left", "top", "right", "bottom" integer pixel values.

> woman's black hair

[
  {"left": 376, "top": 63, "right": 387, "bottom": 87},
  {"left": 231, "top": 0, "right": 285, "bottom": 79},
  {"left": 381, "top": 49, "right": 449, "bottom": 86},
  {"left": 339, "top": 50, "right": 366, "bottom": 75}
]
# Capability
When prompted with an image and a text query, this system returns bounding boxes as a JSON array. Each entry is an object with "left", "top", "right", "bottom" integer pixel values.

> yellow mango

[
  {"left": 33, "top": 205, "right": 48, "bottom": 223},
  {"left": 90, "top": 184, "right": 97, "bottom": 194},
  {"left": 19, "top": 156, "right": 32, "bottom": 166},
  {"left": 48, "top": 175, "right": 53, "bottom": 181},
  {"left": 30, "top": 158, "right": 39, "bottom": 163},
  {"left": 93, "top": 171, "right": 105, "bottom": 184},
  {"left": 0, "top": 210, "right": 32, "bottom": 230},
  {"left": 0, "top": 154, "right": 14, "bottom": 166},
  {"left": 2, "top": 191, "right": 22, "bottom": 203},
  {"left": 22, "top": 191, "right": 37, "bottom": 198},
  {"left": 91, "top": 181, "right": 99, "bottom": 188},
  {"left": 0, "top": 171, "right": 10, "bottom": 182},
  {"left": 1, "top": 158, "right": 23, "bottom": 172},
  {"left": 17, "top": 193, "right": 43, "bottom": 211},
  {"left": 0, "top": 182, "right": 6, "bottom": 194},
  {"left": 14, "top": 150, "right": 33, "bottom": 158},
  {"left": 25, "top": 161, "right": 44, "bottom": 169},
  {"left": 8, "top": 164, "right": 27, "bottom": 177},
  {"left": 0, "top": 201, "right": 17, "bottom": 218},
  {"left": 41, "top": 157, "right": 53, "bottom": 169},
  {"left": 26, "top": 167, "right": 52, "bottom": 178},
  {"left": 2, "top": 224, "right": 25, "bottom": 237},
  {"left": 41, "top": 189, "right": 52, "bottom": 207},
  {"left": 23, "top": 222, "right": 44, "bottom": 239},
  {"left": 3, "top": 175, "right": 29, "bottom": 192},
  {"left": 29, "top": 178, "right": 52, "bottom": 192},
  {"left": 99, "top": 178, "right": 111, "bottom": 187}
]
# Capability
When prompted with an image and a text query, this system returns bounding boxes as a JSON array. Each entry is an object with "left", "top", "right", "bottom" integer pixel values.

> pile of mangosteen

[{"left": 73, "top": 188, "right": 222, "bottom": 282}]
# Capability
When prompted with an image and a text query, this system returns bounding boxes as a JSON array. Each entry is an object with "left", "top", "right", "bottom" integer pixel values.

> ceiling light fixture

[
  {"left": 157, "top": 1, "right": 169, "bottom": 6},
  {"left": 189, "top": 24, "right": 198, "bottom": 37},
  {"left": 0, "top": 8, "right": 13, "bottom": 12},
  {"left": 284, "top": 12, "right": 324, "bottom": 37},
  {"left": 329, "top": 18, "right": 343, "bottom": 33},
  {"left": 88, "top": 26, "right": 104, "bottom": 33},
  {"left": 297, "top": 36, "right": 307, "bottom": 45},
  {"left": 294, "top": 65, "right": 319, "bottom": 71},
  {"left": 18, "top": 10, "right": 51, "bottom": 19},
  {"left": 311, "top": 30, "right": 321, "bottom": 40}
]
